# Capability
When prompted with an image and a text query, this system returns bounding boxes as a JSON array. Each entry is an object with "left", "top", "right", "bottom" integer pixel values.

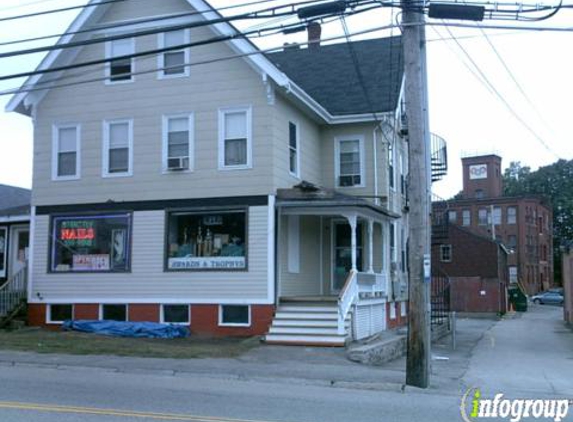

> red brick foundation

[
  {"left": 387, "top": 301, "right": 408, "bottom": 329},
  {"left": 27, "top": 303, "right": 275, "bottom": 337}
]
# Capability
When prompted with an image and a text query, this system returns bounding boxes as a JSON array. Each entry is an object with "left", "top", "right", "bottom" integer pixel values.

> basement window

[
  {"left": 161, "top": 305, "right": 190, "bottom": 324},
  {"left": 47, "top": 304, "right": 73, "bottom": 323},
  {"left": 219, "top": 305, "right": 250, "bottom": 326},
  {"left": 101, "top": 304, "right": 127, "bottom": 321}
]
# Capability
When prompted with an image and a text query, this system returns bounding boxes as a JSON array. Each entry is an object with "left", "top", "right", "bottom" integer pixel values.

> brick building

[
  {"left": 434, "top": 154, "right": 553, "bottom": 296},
  {"left": 562, "top": 242, "right": 573, "bottom": 325}
]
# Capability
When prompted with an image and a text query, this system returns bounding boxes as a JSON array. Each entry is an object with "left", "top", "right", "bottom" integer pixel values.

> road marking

[{"left": 0, "top": 401, "right": 281, "bottom": 422}]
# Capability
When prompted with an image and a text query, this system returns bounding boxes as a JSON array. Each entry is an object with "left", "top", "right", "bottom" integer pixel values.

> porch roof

[{"left": 276, "top": 182, "right": 400, "bottom": 220}]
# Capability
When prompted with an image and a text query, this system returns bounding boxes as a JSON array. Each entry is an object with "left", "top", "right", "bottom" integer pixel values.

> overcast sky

[{"left": 0, "top": 0, "right": 571, "bottom": 198}]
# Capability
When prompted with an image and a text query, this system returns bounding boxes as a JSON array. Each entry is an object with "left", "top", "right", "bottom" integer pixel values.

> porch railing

[
  {"left": 356, "top": 272, "right": 389, "bottom": 296},
  {"left": 0, "top": 265, "right": 27, "bottom": 320},
  {"left": 337, "top": 269, "right": 358, "bottom": 335}
]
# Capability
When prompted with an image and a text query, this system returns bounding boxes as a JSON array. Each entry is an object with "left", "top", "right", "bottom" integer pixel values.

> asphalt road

[{"left": 0, "top": 305, "right": 571, "bottom": 422}]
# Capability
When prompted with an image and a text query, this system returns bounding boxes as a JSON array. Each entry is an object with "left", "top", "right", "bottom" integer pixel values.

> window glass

[
  {"left": 338, "top": 139, "right": 361, "bottom": 187},
  {"left": 162, "top": 30, "right": 187, "bottom": 75},
  {"left": 167, "top": 117, "right": 189, "bottom": 159},
  {"left": 223, "top": 112, "right": 247, "bottom": 166},
  {"left": 388, "top": 141, "right": 394, "bottom": 189},
  {"left": 108, "top": 122, "right": 130, "bottom": 174},
  {"left": 102, "top": 304, "right": 127, "bottom": 321},
  {"left": 57, "top": 127, "right": 78, "bottom": 177},
  {"left": 109, "top": 39, "right": 133, "bottom": 82},
  {"left": 462, "top": 210, "right": 470, "bottom": 226},
  {"left": 50, "top": 304, "right": 73, "bottom": 322},
  {"left": 167, "top": 210, "right": 247, "bottom": 270},
  {"left": 493, "top": 207, "right": 502, "bottom": 225},
  {"left": 0, "top": 227, "right": 6, "bottom": 278},
  {"left": 440, "top": 245, "right": 452, "bottom": 262},
  {"left": 289, "top": 122, "right": 298, "bottom": 176},
  {"left": 163, "top": 305, "right": 189, "bottom": 324},
  {"left": 448, "top": 210, "right": 457, "bottom": 223},
  {"left": 478, "top": 208, "right": 488, "bottom": 225},
  {"left": 507, "top": 235, "right": 517, "bottom": 249},
  {"left": 51, "top": 214, "right": 131, "bottom": 272},
  {"left": 220, "top": 305, "right": 249, "bottom": 325},
  {"left": 507, "top": 207, "right": 517, "bottom": 224}
]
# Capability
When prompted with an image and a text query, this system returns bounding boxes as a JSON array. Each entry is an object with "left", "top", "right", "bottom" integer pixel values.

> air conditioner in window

[{"left": 167, "top": 157, "right": 189, "bottom": 171}]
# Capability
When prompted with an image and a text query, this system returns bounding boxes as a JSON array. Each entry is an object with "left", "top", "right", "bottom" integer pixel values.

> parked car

[{"left": 531, "top": 291, "right": 564, "bottom": 305}]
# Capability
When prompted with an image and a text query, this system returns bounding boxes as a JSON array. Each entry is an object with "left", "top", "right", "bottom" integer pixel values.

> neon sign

[{"left": 59, "top": 220, "right": 96, "bottom": 246}]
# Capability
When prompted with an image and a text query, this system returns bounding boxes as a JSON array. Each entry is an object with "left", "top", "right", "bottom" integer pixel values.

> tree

[{"left": 503, "top": 159, "right": 573, "bottom": 284}]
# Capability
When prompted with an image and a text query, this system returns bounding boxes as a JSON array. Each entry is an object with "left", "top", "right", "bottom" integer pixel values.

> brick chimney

[{"left": 307, "top": 22, "right": 321, "bottom": 49}]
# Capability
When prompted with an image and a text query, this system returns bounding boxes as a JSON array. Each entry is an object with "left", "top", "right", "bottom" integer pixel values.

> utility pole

[{"left": 403, "top": 0, "right": 432, "bottom": 388}]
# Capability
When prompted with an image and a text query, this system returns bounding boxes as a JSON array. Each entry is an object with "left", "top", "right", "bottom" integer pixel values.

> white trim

[
  {"left": 46, "top": 303, "right": 74, "bottom": 324},
  {"left": 218, "top": 304, "right": 251, "bottom": 327},
  {"left": 29, "top": 297, "right": 273, "bottom": 305},
  {"left": 288, "top": 120, "right": 301, "bottom": 179},
  {"left": 267, "top": 196, "right": 276, "bottom": 304},
  {"left": 102, "top": 118, "right": 134, "bottom": 178},
  {"left": 400, "top": 301, "right": 407, "bottom": 317},
  {"left": 319, "top": 216, "right": 324, "bottom": 296},
  {"left": 9, "top": 225, "right": 29, "bottom": 279},
  {"left": 0, "top": 227, "right": 7, "bottom": 279},
  {"left": 27, "top": 206, "right": 36, "bottom": 303},
  {"left": 160, "top": 304, "right": 190, "bottom": 325},
  {"left": 218, "top": 106, "right": 253, "bottom": 171},
  {"left": 52, "top": 123, "right": 81, "bottom": 181},
  {"left": 287, "top": 215, "right": 300, "bottom": 273},
  {"left": 99, "top": 303, "right": 129, "bottom": 321},
  {"left": 389, "top": 302, "right": 396, "bottom": 320},
  {"left": 388, "top": 137, "right": 396, "bottom": 192},
  {"left": 105, "top": 37, "right": 135, "bottom": 85},
  {"left": 162, "top": 113, "right": 194, "bottom": 173},
  {"left": 0, "top": 215, "right": 30, "bottom": 224},
  {"left": 334, "top": 135, "right": 365, "bottom": 188},
  {"left": 157, "top": 29, "right": 191, "bottom": 79}
]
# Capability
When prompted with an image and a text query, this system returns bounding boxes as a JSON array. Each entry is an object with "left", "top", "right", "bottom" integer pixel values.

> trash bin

[{"left": 508, "top": 287, "right": 528, "bottom": 312}]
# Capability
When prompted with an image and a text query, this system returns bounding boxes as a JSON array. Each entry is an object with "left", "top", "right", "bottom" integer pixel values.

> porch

[{"left": 265, "top": 185, "right": 401, "bottom": 346}]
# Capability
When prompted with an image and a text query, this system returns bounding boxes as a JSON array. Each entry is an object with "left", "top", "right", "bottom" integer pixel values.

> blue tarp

[{"left": 62, "top": 320, "right": 190, "bottom": 339}]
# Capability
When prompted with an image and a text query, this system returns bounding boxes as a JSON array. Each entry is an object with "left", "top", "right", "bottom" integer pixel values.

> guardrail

[
  {"left": 0, "top": 265, "right": 27, "bottom": 319},
  {"left": 337, "top": 269, "right": 358, "bottom": 335}
]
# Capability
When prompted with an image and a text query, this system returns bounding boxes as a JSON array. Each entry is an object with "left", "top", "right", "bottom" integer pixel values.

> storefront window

[
  {"left": 0, "top": 227, "right": 6, "bottom": 278},
  {"left": 50, "top": 214, "right": 131, "bottom": 272},
  {"left": 166, "top": 210, "right": 247, "bottom": 270}
]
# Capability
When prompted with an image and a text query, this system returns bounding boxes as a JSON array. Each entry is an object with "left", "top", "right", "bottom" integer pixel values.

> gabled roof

[
  {"left": 0, "top": 184, "right": 30, "bottom": 214},
  {"left": 6, "top": 0, "right": 403, "bottom": 124},
  {"left": 268, "top": 37, "right": 403, "bottom": 116}
]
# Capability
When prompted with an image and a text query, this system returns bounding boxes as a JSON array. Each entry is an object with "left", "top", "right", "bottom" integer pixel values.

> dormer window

[
  {"left": 106, "top": 38, "right": 134, "bottom": 83},
  {"left": 159, "top": 30, "right": 190, "bottom": 78}
]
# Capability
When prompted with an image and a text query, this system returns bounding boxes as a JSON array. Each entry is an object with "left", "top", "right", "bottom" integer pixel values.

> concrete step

[
  {"left": 278, "top": 305, "right": 339, "bottom": 313},
  {"left": 271, "top": 319, "right": 346, "bottom": 328},
  {"left": 274, "top": 311, "right": 339, "bottom": 320},
  {"left": 269, "top": 326, "right": 342, "bottom": 335},
  {"left": 264, "top": 333, "right": 348, "bottom": 346}
]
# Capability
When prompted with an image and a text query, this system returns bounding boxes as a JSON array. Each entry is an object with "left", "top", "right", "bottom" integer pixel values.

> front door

[
  {"left": 331, "top": 221, "right": 362, "bottom": 293},
  {"left": 10, "top": 226, "right": 29, "bottom": 277}
]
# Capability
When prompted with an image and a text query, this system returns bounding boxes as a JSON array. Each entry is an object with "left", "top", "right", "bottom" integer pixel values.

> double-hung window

[
  {"left": 478, "top": 208, "right": 488, "bottom": 226},
  {"left": 462, "top": 209, "right": 471, "bottom": 226},
  {"left": 288, "top": 122, "right": 299, "bottom": 177},
  {"left": 52, "top": 124, "right": 80, "bottom": 180},
  {"left": 103, "top": 120, "right": 133, "bottom": 177},
  {"left": 163, "top": 114, "right": 193, "bottom": 172},
  {"left": 219, "top": 107, "right": 252, "bottom": 170},
  {"left": 507, "top": 207, "right": 517, "bottom": 224},
  {"left": 336, "top": 136, "right": 363, "bottom": 187},
  {"left": 493, "top": 206, "right": 502, "bottom": 225},
  {"left": 106, "top": 38, "right": 134, "bottom": 83},
  {"left": 388, "top": 140, "right": 395, "bottom": 190},
  {"left": 159, "top": 30, "right": 190, "bottom": 78}
]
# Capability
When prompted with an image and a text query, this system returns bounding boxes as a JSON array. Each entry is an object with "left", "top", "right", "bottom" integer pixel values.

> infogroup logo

[{"left": 461, "top": 388, "right": 571, "bottom": 422}]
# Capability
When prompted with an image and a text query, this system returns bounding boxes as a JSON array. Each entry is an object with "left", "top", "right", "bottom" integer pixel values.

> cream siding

[
  {"left": 33, "top": 0, "right": 275, "bottom": 207},
  {"left": 30, "top": 207, "right": 270, "bottom": 303}
]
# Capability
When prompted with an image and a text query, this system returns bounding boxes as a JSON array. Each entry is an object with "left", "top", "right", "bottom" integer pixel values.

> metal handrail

[
  {"left": 0, "top": 265, "right": 27, "bottom": 318},
  {"left": 337, "top": 269, "right": 358, "bottom": 335}
]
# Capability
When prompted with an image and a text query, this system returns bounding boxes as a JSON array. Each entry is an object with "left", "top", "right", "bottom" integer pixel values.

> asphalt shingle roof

[
  {"left": 267, "top": 36, "right": 403, "bottom": 116},
  {"left": 0, "top": 184, "right": 31, "bottom": 214}
]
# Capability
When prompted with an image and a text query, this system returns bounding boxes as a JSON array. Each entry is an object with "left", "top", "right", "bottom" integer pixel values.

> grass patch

[{"left": 0, "top": 327, "right": 260, "bottom": 359}]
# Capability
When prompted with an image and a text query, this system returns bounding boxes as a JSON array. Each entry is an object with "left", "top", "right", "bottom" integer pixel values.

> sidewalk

[{"left": 0, "top": 316, "right": 497, "bottom": 394}]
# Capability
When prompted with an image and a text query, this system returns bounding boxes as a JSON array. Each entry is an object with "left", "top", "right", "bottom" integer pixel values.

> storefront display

[
  {"left": 50, "top": 214, "right": 131, "bottom": 272},
  {"left": 167, "top": 210, "right": 247, "bottom": 270}
]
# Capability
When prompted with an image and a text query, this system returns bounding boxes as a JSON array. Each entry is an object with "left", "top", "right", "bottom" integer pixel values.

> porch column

[
  {"left": 346, "top": 214, "right": 358, "bottom": 271},
  {"left": 367, "top": 220, "right": 374, "bottom": 274}
]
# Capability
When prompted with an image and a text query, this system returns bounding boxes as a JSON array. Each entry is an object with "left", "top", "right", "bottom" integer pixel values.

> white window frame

[
  {"left": 493, "top": 206, "right": 502, "bottom": 225},
  {"left": 160, "top": 304, "right": 190, "bottom": 325},
  {"left": 218, "top": 304, "right": 251, "bottom": 327},
  {"left": 99, "top": 304, "right": 128, "bottom": 321},
  {"left": 287, "top": 215, "right": 300, "bottom": 273},
  {"left": 400, "top": 301, "right": 407, "bottom": 317},
  {"left": 440, "top": 244, "right": 452, "bottom": 262},
  {"left": 288, "top": 121, "right": 300, "bottom": 178},
  {"left": 335, "top": 135, "right": 365, "bottom": 188},
  {"left": 388, "top": 140, "right": 395, "bottom": 191},
  {"left": 448, "top": 210, "right": 457, "bottom": 223},
  {"left": 0, "top": 227, "right": 7, "bottom": 279},
  {"left": 105, "top": 38, "right": 135, "bottom": 85},
  {"left": 507, "top": 207, "right": 517, "bottom": 225},
  {"left": 157, "top": 29, "right": 190, "bottom": 79},
  {"left": 162, "top": 113, "right": 194, "bottom": 173},
  {"left": 389, "top": 302, "right": 396, "bottom": 320},
  {"left": 462, "top": 209, "right": 471, "bottom": 226},
  {"left": 52, "top": 123, "right": 81, "bottom": 181},
  {"left": 102, "top": 119, "right": 134, "bottom": 178},
  {"left": 218, "top": 106, "right": 253, "bottom": 171},
  {"left": 46, "top": 304, "right": 74, "bottom": 324}
]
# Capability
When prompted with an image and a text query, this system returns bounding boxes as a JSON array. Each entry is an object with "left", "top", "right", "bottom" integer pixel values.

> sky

[{"left": 0, "top": 0, "right": 572, "bottom": 199}]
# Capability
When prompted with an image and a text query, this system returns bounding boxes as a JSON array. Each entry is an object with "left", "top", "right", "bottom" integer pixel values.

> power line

[
  {"left": 0, "top": 0, "right": 128, "bottom": 22},
  {"left": 1, "top": 23, "right": 400, "bottom": 97},
  {"left": 442, "top": 25, "right": 562, "bottom": 159},
  {"left": 0, "top": 0, "right": 65, "bottom": 13},
  {"left": 0, "top": 0, "right": 300, "bottom": 47}
]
